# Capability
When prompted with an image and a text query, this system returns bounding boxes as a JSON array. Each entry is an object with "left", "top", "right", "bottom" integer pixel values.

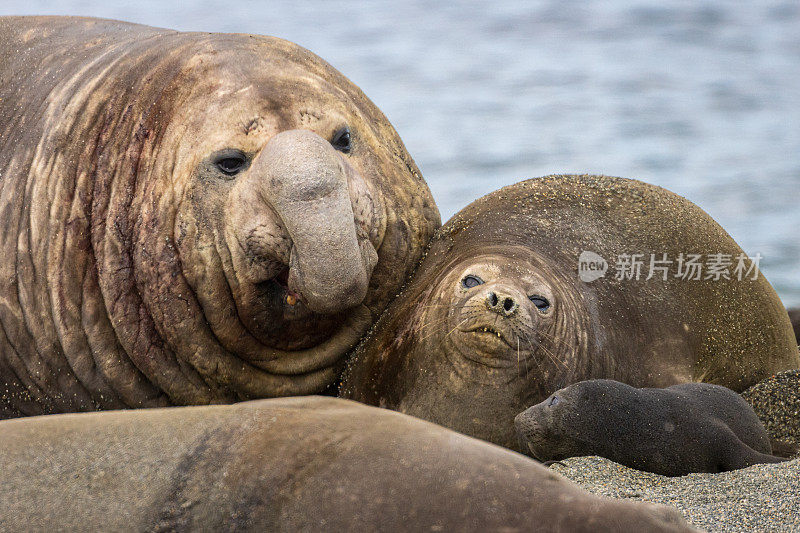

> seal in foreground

[
  {"left": 0, "top": 16, "right": 439, "bottom": 418},
  {"left": 341, "top": 175, "right": 798, "bottom": 451},
  {"left": 515, "top": 379, "right": 787, "bottom": 476},
  {"left": 0, "top": 397, "right": 696, "bottom": 532}
]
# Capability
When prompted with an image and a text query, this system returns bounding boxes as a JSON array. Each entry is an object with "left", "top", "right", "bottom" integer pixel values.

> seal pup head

[{"left": 514, "top": 380, "right": 617, "bottom": 463}]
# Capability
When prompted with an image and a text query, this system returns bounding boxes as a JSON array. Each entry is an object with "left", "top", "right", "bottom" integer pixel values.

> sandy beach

[
  {"left": 551, "top": 371, "right": 800, "bottom": 532},
  {"left": 552, "top": 456, "right": 799, "bottom": 532}
]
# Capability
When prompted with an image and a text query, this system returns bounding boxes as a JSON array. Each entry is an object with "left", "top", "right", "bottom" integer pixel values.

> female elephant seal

[
  {"left": 515, "top": 379, "right": 788, "bottom": 476},
  {"left": 0, "top": 397, "right": 695, "bottom": 532},
  {"left": 0, "top": 16, "right": 439, "bottom": 418},
  {"left": 341, "top": 175, "right": 799, "bottom": 452}
]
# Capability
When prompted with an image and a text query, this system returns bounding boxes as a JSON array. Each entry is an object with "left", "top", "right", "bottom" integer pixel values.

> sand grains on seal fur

[{"left": 341, "top": 175, "right": 798, "bottom": 452}]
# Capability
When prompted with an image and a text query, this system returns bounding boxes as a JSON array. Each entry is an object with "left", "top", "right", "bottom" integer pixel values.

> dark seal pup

[
  {"left": 0, "top": 397, "right": 695, "bottom": 532},
  {"left": 0, "top": 16, "right": 439, "bottom": 419},
  {"left": 341, "top": 175, "right": 798, "bottom": 452},
  {"left": 515, "top": 379, "right": 788, "bottom": 476}
]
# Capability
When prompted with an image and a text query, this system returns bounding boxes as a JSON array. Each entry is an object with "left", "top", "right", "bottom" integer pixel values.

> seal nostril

[
  {"left": 488, "top": 292, "right": 498, "bottom": 307},
  {"left": 503, "top": 297, "right": 514, "bottom": 312}
]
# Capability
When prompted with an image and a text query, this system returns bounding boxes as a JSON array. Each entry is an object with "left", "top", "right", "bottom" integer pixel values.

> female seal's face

[
  {"left": 391, "top": 247, "right": 572, "bottom": 450},
  {"left": 443, "top": 249, "right": 557, "bottom": 369}
]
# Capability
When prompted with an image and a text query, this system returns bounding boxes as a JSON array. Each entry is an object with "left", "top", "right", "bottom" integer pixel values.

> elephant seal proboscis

[
  {"left": 341, "top": 175, "right": 798, "bottom": 452},
  {"left": 0, "top": 397, "right": 696, "bottom": 532},
  {"left": 515, "top": 379, "right": 788, "bottom": 476},
  {"left": 0, "top": 16, "right": 439, "bottom": 418}
]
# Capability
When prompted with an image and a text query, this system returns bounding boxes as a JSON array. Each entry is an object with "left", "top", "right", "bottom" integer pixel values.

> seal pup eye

[
  {"left": 214, "top": 149, "right": 248, "bottom": 176},
  {"left": 548, "top": 395, "right": 559, "bottom": 407},
  {"left": 331, "top": 127, "right": 351, "bottom": 153},
  {"left": 461, "top": 275, "right": 484, "bottom": 289},
  {"left": 529, "top": 295, "right": 550, "bottom": 312}
]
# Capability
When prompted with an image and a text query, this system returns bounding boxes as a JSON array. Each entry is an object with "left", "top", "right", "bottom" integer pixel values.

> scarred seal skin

[
  {"left": 0, "top": 397, "right": 697, "bottom": 532},
  {"left": 341, "top": 175, "right": 799, "bottom": 452},
  {"left": 515, "top": 379, "right": 788, "bottom": 476},
  {"left": 0, "top": 16, "right": 440, "bottom": 418}
]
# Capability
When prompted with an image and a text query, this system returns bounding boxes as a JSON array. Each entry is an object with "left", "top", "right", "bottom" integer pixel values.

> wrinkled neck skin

[
  {"left": 0, "top": 20, "right": 433, "bottom": 417},
  {"left": 394, "top": 246, "right": 592, "bottom": 451},
  {"left": 0, "top": 26, "right": 187, "bottom": 415}
]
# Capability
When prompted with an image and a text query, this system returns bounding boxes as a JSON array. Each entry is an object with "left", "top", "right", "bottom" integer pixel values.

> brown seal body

[
  {"left": 787, "top": 308, "right": 800, "bottom": 345},
  {"left": 0, "top": 397, "right": 695, "bottom": 532},
  {"left": 341, "top": 175, "right": 799, "bottom": 452},
  {"left": 515, "top": 379, "right": 787, "bottom": 476},
  {"left": 0, "top": 16, "right": 439, "bottom": 418}
]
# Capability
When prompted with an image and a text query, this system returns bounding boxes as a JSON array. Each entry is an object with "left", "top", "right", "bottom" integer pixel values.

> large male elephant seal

[
  {"left": 0, "top": 397, "right": 695, "bottom": 532},
  {"left": 0, "top": 16, "right": 439, "bottom": 418},
  {"left": 341, "top": 175, "right": 799, "bottom": 451},
  {"left": 515, "top": 380, "right": 787, "bottom": 476}
]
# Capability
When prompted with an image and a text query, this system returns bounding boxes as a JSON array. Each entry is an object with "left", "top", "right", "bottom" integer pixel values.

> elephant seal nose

[
  {"left": 485, "top": 291, "right": 518, "bottom": 317},
  {"left": 251, "top": 129, "right": 371, "bottom": 314}
]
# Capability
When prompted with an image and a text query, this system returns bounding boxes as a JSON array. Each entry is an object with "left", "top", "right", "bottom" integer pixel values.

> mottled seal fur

[
  {"left": 515, "top": 379, "right": 788, "bottom": 476},
  {"left": 0, "top": 397, "right": 696, "bottom": 532},
  {"left": 0, "top": 16, "right": 439, "bottom": 418},
  {"left": 341, "top": 175, "right": 798, "bottom": 452}
]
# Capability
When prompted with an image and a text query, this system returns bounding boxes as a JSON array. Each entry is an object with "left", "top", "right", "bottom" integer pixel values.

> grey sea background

[{"left": 2, "top": 0, "right": 799, "bottom": 305}]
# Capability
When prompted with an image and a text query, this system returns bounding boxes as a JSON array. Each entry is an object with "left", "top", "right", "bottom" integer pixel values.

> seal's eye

[
  {"left": 548, "top": 395, "right": 559, "bottom": 407},
  {"left": 461, "top": 275, "right": 484, "bottom": 289},
  {"left": 529, "top": 295, "right": 550, "bottom": 312},
  {"left": 214, "top": 150, "right": 248, "bottom": 176},
  {"left": 331, "top": 127, "right": 351, "bottom": 153}
]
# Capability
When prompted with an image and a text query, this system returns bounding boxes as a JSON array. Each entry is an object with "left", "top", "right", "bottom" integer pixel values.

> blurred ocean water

[{"left": 2, "top": 1, "right": 799, "bottom": 305}]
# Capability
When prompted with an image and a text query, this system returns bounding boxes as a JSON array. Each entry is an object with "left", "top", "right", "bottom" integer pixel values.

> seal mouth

[
  {"left": 245, "top": 271, "right": 346, "bottom": 350},
  {"left": 464, "top": 325, "right": 514, "bottom": 348},
  {"left": 271, "top": 267, "right": 305, "bottom": 310},
  {"left": 275, "top": 266, "right": 290, "bottom": 288},
  {"left": 526, "top": 443, "right": 544, "bottom": 462}
]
